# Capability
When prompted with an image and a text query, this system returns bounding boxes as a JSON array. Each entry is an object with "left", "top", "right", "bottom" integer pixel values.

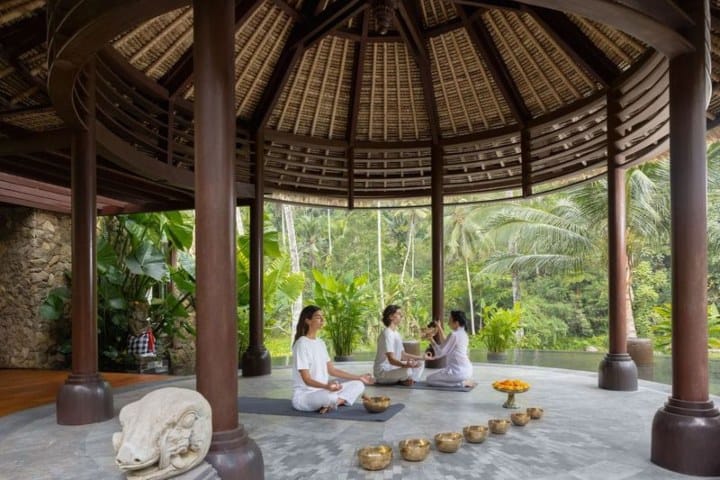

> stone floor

[{"left": 1, "top": 362, "right": 719, "bottom": 479}]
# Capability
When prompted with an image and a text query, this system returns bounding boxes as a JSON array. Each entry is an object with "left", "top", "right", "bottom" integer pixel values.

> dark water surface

[{"left": 272, "top": 349, "right": 720, "bottom": 396}]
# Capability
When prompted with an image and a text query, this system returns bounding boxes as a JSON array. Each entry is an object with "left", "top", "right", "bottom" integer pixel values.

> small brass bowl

[
  {"left": 488, "top": 419, "right": 510, "bottom": 434},
  {"left": 358, "top": 444, "right": 393, "bottom": 470},
  {"left": 527, "top": 407, "right": 544, "bottom": 419},
  {"left": 399, "top": 438, "right": 431, "bottom": 461},
  {"left": 434, "top": 432, "right": 463, "bottom": 453},
  {"left": 463, "top": 425, "right": 489, "bottom": 443},
  {"left": 363, "top": 395, "right": 391, "bottom": 413},
  {"left": 510, "top": 412, "right": 530, "bottom": 426}
]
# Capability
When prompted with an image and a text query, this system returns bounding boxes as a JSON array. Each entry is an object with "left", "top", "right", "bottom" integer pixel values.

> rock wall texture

[{"left": 0, "top": 208, "right": 71, "bottom": 368}]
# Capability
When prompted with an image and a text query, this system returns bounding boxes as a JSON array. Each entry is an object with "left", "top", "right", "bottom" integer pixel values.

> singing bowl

[
  {"left": 463, "top": 425, "right": 489, "bottom": 443},
  {"left": 488, "top": 419, "right": 511, "bottom": 434},
  {"left": 527, "top": 407, "right": 544, "bottom": 419},
  {"left": 510, "top": 412, "right": 531, "bottom": 426},
  {"left": 434, "top": 432, "right": 463, "bottom": 453},
  {"left": 358, "top": 445, "right": 393, "bottom": 470},
  {"left": 399, "top": 438, "right": 431, "bottom": 461},
  {"left": 362, "top": 395, "right": 391, "bottom": 413}
]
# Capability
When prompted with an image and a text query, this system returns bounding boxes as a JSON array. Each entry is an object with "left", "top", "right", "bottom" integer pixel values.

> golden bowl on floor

[
  {"left": 358, "top": 444, "right": 393, "bottom": 470},
  {"left": 399, "top": 438, "right": 431, "bottom": 461},
  {"left": 488, "top": 419, "right": 511, "bottom": 434},
  {"left": 510, "top": 412, "right": 530, "bottom": 426},
  {"left": 362, "top": 395, "right": 391, "bottom": 413},
  {"left": 434, "top": 432, "right": 463, "bottom": 453},
  {"left": 463, "top": 425, "right": 489, "bottom": 443},
  {"left": 527, "top": 407, "right": 544, "bottom": 419}
]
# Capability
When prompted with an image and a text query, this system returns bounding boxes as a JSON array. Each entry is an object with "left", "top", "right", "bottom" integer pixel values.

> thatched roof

[{"left": 0, "top": 1, "right": 717, "bottom": 211}]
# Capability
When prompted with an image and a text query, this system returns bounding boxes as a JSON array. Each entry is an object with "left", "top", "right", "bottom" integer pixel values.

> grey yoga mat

[
  {"left": 237, "top": 397, "right": 405, "bottom": 421},
  {"left": 371, "top": 380, "right": 476, "bottom": 392}
]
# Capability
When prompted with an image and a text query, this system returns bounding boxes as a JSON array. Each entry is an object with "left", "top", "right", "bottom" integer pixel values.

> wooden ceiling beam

[
  {"left": 525, "top": 6, "right": 620, "bottom": 87},
  {"left": 253, "top": 0, "right": 367, "bottom": 128},
  {"left": 0, "top": 128, "right": 71, "bottom": 155},
  {"left": 0, "top": 12, "right": 46, "bottom": 58},
  {"left": 346, "top": 12, "right": 368, "bottom": 145},
  {"left": 456, "top": 0, "right": 692, "bottom": 57},
  {"left": 158, "top": 0, "right": 265, "bottom": 97},
  {"left": 456, "top": 5, "right": 530, "bottom": 125},
  {"left": 270, "top": 0, "right": 302, "bottom": 20},
  {"left": 395, "top": 0, "right": 442, "bottom": 145}
]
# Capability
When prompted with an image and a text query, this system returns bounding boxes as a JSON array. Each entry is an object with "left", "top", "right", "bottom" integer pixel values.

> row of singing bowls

[
  {"left": 434, "top": 432, "right": 463, "bottom": 453},
  {"left": 527, "top": 406, "right": 544, "bottom": 419},
  {"left": 399, "top": 438, "right": 431, "bottom": 461},
  {"left": 358, "top": 445, "right": 393, "bottom": 470}
]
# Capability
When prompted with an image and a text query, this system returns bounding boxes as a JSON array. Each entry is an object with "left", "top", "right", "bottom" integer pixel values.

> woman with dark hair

[
  {"left": 291, "top": 305, "right": 374, "bottom": 413},
  {"left": 425, "top": 310, "right": 475, "bottom": 388},
  {"left": 373, "top": 305, "right": 425, "bottom": 385}
]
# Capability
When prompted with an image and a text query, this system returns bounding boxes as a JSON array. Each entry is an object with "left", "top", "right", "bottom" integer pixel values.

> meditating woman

[
  {"left": 373, "top": 304, "right": 425, "bottom": 385},
  {"left": 292, "top": 305, "right": 374, "bottom": 413},
  {"left": 424, "top": 310, "right": 476, "bottom": 388}
]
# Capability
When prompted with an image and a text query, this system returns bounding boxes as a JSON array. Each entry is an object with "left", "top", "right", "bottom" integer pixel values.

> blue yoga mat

[
  {"left": 371, "top": 381, "right": 476, "bottom": 392},
  {"left": 237, "top": 397, "right": 405, "bottom": 422}
]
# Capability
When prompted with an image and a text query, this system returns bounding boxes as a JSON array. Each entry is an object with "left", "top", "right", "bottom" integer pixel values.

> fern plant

[{"left": 480, "top": 304, "right": 522, "bottom": 353}]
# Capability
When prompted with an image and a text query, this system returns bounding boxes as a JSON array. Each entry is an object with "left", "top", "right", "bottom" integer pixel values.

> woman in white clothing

[
  {"left": 373, "top": 305, "right": 426, "bottom": 385},
  {"left": 425, "top": 310, "right": 476, "bottom": 388},
  {"left": 292, "top": 305, "right": 374, "bottom": 413}
]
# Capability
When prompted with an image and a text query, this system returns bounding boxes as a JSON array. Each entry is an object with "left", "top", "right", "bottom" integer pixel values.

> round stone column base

[
  {"left": 241, "top": 345, "right": 271, "bottom": 377},
  {"left": 205, "top": 426, "right": 264, "bottom": 479},
  {"left": 56, "top": 373, "right": 113, "bottom": 425},
  {"left": 652, "top": 398, "right": 720, "bottom": 476},
  {"left": 598, "top": 353, "right": 638, "bottom": 391}
]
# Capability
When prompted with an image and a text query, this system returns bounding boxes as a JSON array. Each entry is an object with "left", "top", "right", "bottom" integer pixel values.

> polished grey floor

[{"left": 1, "top": 362, "right": 719, "bottom": 479}]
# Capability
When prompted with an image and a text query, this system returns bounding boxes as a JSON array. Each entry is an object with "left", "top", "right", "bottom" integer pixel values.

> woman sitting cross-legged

[
  {"left": 373, "top": 304, "right": 425, "bottom": 385},
  {"left": 292, "top": 305, "right": 375, "bottom": 414},
  {"left": 424, "top": 310, "right": 476, "bottom": 388}
]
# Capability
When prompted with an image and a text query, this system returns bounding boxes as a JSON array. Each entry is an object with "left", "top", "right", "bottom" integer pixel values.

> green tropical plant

[
  {"left": 651, "top": 303, "right": 720, "bottom": 354},
  {"left": 479, "top": 304, "right": 522, "bottom": 353},
  {"left": 311, "top": 269, "right": 373, "bottom": 358}
]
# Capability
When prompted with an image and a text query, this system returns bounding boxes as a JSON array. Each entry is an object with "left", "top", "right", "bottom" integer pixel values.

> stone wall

[{"left": 0, "top": 208, "right": 71, "bottom": 368}]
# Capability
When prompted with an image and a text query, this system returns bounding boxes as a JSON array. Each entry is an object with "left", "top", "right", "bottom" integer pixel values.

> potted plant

[
  {"left": 479, "top": 304, "right": 522, "bottom": 362},
  {"left": 312, "top": 270, "right": 372, "bottom": 361}
]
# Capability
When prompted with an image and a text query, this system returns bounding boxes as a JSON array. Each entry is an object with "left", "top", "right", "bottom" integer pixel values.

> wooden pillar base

[
  {"left": 598, "top": 353, "right": 637, "bottom": 391},
  {"left": 652, "top": 398, "right": 720, "bottom": 476},
  {"left": 205, "top": 426, "right": 264, "bottom": 479},
  {"left": 241, "top": 346, "right": 271, "bottom": 377},
  {"left": 56, "top": 373, "right": 113, "bottom": 425}
]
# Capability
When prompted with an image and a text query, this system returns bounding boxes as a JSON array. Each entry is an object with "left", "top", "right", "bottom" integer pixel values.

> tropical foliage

[{"left": 479, "top": 304, "right": 522, "bottom": 353}]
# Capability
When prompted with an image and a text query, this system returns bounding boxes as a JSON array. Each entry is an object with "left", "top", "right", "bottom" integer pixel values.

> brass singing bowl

[
  {"left": 362, "top": 395, "right": 391, "bottom": 413},
  {"left": 463, "top": 425, "right": 489, "bottom": 443},
  {"left": 527, "top": 407, "right": 544, "bottom": 419},
  {"left": 358, "top": 444, "right": 393, "bottom": 470},
  {"left": 488, "top": 419, "right": 511, "bottom": 434},
  {"left": 434, "top": 432, "right": 463, "bottom": 453},
  {"left": 399, "top": 438, "right": 431, "bottom": 461},
  {"left": 510, "top": 412, "right": 531, "bottom": 426}
]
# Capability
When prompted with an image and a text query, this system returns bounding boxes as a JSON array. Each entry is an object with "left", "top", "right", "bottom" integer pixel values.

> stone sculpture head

[{"left": 113, "top": 387, "right": 212, "bottom": 480}]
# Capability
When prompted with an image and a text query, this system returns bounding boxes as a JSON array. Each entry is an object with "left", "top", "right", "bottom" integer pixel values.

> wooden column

[
  {"left": 193, "top": 0, "right": 263, "bottom": 476},
  {"left": 242, "top": 130, "right": 271, "bottom": 376},
  {"left": 431, "top": 144, "right": 444, "bottom": 324},
  {"left": 598, "top": 90, "right": 637, "bottom": 391},
  {"left": 651, "top": 0, "right": 720, "bottom": 475},
  {"left": 56, "top": 58, "right": 113, "bottom": 425}
]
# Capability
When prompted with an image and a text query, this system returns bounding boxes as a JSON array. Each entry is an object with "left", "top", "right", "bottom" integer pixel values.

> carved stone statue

[{"left": 113, "top": 387, "right": 212, "bottom": 480}]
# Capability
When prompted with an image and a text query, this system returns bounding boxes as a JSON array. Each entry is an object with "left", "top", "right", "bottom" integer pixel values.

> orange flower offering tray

[{"left": 492, "top": 379, "right": 530, "bottom": 409}]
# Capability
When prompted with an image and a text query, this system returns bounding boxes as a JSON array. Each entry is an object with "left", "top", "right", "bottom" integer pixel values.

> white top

[
  {"left": 292, "top": 336, "right": 330, "bottom": 394},
  {"left": 373, "top": 327, "right": 404, "bottom": 376},
  {"left": 432, "top": 328, "right": 473, "bottom": 378}
]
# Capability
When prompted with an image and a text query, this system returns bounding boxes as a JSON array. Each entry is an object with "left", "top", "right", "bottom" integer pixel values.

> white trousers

[
  {"left": 426, "top": 369, "right": 467, "bottom": 387},
  {"left": 375, "top": 364, "right": 424, "bottom": 384},
  {"left": 292, "top": 380, "right": 365, "bottom": 412}
]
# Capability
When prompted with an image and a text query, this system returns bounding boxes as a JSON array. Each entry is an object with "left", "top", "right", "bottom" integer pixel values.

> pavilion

[{"left": 0, "top": 0, "right": 718, "bottom": 477}]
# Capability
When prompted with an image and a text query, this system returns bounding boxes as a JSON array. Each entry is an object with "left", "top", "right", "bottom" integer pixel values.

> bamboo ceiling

[{"left": 0, "top": 1, "right": 717, "bottom": 210}]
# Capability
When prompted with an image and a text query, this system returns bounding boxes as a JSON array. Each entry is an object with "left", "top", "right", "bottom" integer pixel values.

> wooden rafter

[
  {"left": 158, "top": 0, "right": 265, "bottom": 97},
  {"left": 524, "top": 6, "right": 619, "bottom": 87},
  {"left": 395, "top": 0, "right": 441, "bottom": 144},
  {"left": 253, "top": 0, "right": 367, "bottom": 128},
  {"left": 345, "top": 11, "right": 368, "bottom": 207},
  {"left": 456, "top": 5, "right": 530, "bottom": 125},
  {"left": 0, "top": 11, "right": 45, "bottom": 58}
]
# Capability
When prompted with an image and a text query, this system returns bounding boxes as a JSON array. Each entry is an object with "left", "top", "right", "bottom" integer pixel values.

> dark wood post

[
  {"left": 598, "top": 89, "right": 637, "bottom": 391},
  {"left": 431, "top": 144, "right": 444, "bottom": 324},
  {"left": 242, "top": 130, "right": 271, "bottom": 376},
  {"left": 56, "top": 58, "right": 113, "bottom": 425},
  {"left": 651, "top": 0, "right": 720, "bottom": 475},
  {"left": 193, "top": 0, "right": 263, "bottom": 476}
]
